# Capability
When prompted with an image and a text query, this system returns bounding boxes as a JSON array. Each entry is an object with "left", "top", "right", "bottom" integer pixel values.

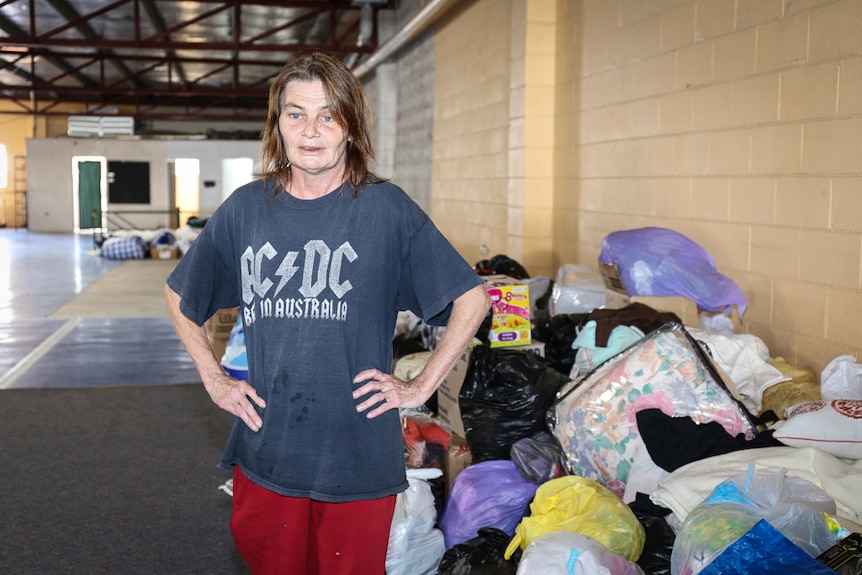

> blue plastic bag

[
  {"left": 221, "top": 315, "right": 248, "bottom": 380},
  {"left": 700, "top": 519, "right": 838, "bottom": 575},
  {"left": 599, "top": 227, "right": 747, "bottom": 317}
]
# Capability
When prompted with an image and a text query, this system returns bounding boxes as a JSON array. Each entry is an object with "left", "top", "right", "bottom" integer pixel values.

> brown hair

[{"left": 258, "top": 49, "right": 377, "bottom": 197}]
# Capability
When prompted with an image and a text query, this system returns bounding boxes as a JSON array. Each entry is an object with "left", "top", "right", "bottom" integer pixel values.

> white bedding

[{"left": 650, "top": 446, "right": 862, "bottom": 525}]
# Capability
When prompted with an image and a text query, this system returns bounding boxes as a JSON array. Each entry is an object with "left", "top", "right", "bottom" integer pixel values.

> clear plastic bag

[
  {"left": 670, "top": 464, "right": 841, "bottom": 575},
  {"left": 549, "top": 264, "right": 607, "bottom": 315}
]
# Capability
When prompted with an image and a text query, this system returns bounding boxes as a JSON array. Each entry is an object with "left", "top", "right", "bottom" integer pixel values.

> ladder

[{"left": 13, "top": 155, "right": 26, "bottom": 229}]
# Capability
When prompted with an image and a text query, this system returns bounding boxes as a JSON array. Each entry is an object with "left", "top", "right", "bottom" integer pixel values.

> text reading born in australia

[{"left": 240, "top": 240, "right": 356, "bottom": 325}]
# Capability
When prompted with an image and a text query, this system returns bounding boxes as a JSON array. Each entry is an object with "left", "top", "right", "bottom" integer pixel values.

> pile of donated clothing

[{"left": 379, "top": 228, "right": 862, "bottom": 575}]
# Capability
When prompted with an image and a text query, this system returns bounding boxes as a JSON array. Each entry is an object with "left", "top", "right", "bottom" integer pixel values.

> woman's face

[{"left": 278, "top": 79, "right": 349, "bottom": 179}]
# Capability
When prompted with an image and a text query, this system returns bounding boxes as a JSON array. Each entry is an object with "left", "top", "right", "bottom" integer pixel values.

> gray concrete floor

[{"left": 0, "top": 229, "right": 200, "bottom": 389}]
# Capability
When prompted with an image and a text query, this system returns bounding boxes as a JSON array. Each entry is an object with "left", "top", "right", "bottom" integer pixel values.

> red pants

[{"left": 230, "top": 466, "right": 397, "bottom": 575}]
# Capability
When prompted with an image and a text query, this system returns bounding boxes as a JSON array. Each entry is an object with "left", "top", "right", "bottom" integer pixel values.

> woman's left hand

[{"left": 352, "top": 368, "right": 428, "bottom": 419}]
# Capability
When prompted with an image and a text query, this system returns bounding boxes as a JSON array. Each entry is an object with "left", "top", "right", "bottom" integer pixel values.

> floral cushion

[{"left": 549, "top": 323, "right": 755, "bottom": 497}]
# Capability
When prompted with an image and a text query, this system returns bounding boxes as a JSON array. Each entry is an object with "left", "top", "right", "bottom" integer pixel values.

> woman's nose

[{"left": 301, "top": 118, "right": 318, "bottom": 137}]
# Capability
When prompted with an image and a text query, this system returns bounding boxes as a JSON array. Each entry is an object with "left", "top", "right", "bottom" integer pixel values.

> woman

[{"left": 165, "top": 49, "right": 490, "bottom": 575}]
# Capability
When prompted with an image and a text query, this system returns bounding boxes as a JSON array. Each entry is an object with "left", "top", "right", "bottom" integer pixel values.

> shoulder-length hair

[{"left": 258, "top": 49, "right": 377, "bottom": 197}]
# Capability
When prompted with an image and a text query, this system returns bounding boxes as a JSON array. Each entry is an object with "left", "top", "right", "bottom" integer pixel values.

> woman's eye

[{"left": 320, "top": 115, "right": 333, "bottom": 123}]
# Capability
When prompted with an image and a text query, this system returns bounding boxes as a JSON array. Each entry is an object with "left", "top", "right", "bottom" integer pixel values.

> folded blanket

[{"left": 650, "top": 446, "right": 862, "bottom": 524}]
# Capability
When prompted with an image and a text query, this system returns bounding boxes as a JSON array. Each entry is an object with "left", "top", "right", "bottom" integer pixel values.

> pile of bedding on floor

[{"left": 98, "top": 225, "right": 202, "bottom": 260}]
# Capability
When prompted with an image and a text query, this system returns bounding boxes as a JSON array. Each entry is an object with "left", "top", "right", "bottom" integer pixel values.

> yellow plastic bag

[{"left": 504, "top": 475, "right": 645, "bottom": 561}]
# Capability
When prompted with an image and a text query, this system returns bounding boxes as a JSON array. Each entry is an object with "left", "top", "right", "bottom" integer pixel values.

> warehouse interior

[{"left": 1, "top": 0, "right": 861, "bottom": 573}]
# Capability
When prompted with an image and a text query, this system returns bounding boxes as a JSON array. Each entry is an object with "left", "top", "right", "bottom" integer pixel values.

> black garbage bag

[
  {"left": 633, "top": 511, "right": 675, "bottom": 575},
  {"left": 474, "top": 254, "right": 530, "bottom": 280},
  {"left": 437, "top": 528, "right": 519, "bottom": 575},
  {"left": 459, "top": 345, "right": 569, "bottom": 463},
  {"left": 530, "top": 313, "right": 590, "bottom": 376}
]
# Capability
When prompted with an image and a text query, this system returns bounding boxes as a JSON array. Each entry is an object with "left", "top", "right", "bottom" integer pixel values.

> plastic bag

[
  {"left": 386, "top": 468, "right": 445, "bottom": 575},
  {"left": 598, "top": 227, "right": 747, "bottom": 317},
  {"left": 459, "top": 345, "right": 569, "bottom": 462},
  {"left": 439, "top": 460, "right": 538, "bottom": 550},
  {"left": 549, "top": 264, "right": 607, "bottom": 315},
  {"left": 670, "top": 464, "right": 840, "bottom": 575},
  {"left": 548, "top": 323, "right": 756, "bottom": 498},
  {"left": 821, "top": 355, "right": 862, "bottom": 400},
  {"left": 530, "top": 313, "right": 588, "bottom": 376},
  {"left": 516, "top": 531, "right": 646, "bottom": 575},
  {"left": 699, "top": 519, "right": 839, "bottom": 575},
  {"left": 505, "top": 475, "right": 646, "bottom": 562},
  {"left": 509, "top": 431, "right": 565, "bottom": 484},
  {"left": 634, "top": 513, "right": 675, "bottom": 575},
  {"left": 402, "top": 409, "right": 450, "bottom": 469},
  {"left": 437, "top": 527, "right": 519, "bottom": 575},
  {"left": 221, "top": 315, "right": 248, "bottom": 380},
  {"left": 474, "top": 254, "right": 530, "bottom": 280}
]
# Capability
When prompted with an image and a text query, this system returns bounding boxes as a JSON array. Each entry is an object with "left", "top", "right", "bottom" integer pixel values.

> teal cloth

[{"left": 572, "top": 321, "right": 644, "bottom": 366}]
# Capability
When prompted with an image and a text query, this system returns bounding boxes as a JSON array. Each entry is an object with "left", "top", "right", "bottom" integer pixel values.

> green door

[{"left": 77, "top": 161, "right": 101, "bottom": 230}]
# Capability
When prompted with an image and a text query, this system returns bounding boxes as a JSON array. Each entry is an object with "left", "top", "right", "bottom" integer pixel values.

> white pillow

[{"left": 774, "top": 400, "right": 862, "bottom": 459}]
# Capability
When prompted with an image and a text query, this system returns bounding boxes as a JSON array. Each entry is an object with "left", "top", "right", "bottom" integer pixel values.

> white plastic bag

[
  {"left": 386, "top": 468, "right": 445, "bottom": 575},
  {"left": 821, "top": 355, "right": 862, "bottom": 400},
  {"left": 516, "top": 531, "right": 645, "bottom": 575}
]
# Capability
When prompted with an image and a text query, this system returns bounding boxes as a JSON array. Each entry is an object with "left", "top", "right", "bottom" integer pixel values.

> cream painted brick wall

[
  {"left": 809, "top": 0, "right": 862, "bottom": 62},
  {"left": 421, "top": 0, "right": 860, "bottom": 373},
  {"left": 552, "top": 0, "right": 862, "bottom": 373},
  {"left": 799, "top": 230, "right": 862, "bottom": 289},
  {"left": 433, "top": 0, "right": 513, "bottom": 263},
  {"left": 838, "top": 57, "right": 862, "bottom": 116},
  {"left": 713, "top": 29, "right": 757, "bottom": 82},
  {"left": 781, "top": 62, "right": 839, "bottom": 121},
  {"left": 828, "top": 287, "right": 862, "bottom": 346},
  {"left": 832, "top": 178, "right": 862, "bottom": 232}
]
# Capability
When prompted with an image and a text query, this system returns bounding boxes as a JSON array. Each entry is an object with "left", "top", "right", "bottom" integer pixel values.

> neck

[{"left": 286, "top": 168, "right": 346, "bottom": 200}]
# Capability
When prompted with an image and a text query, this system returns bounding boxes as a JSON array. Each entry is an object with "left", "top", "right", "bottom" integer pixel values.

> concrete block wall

[
  {"left": 433, "top": 0, "right": 515, "bottom": 265},
  {"left": 393, "top": 30, "right": 435, "bottom": 214},
  {"left": 553, "top": 0, "right": 862, "bottom": 373}
]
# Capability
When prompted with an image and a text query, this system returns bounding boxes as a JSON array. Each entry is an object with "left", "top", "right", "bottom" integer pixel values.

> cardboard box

[
  {"left": 436, "top": 347, "right": 471, "bottom": 437},
  {"left": 509, "top": 341, "right": 546, "bottom": 358},
  {"left": 600, "top": 262, "right": 700, "bottom": 326},
  {"left": 205, "top": 307, "right": 239, "bottom": 361},
  {"left": 444, "top": 433, "right": 472, "bottom": 494},
  {"left": 484, "top": 274, "right": 531, "bottom": 347}
]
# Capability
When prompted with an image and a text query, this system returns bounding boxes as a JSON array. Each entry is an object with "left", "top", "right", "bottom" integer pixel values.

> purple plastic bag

[
  {"left": 439, "top": 460, "right": 538, "bottom": 550},
  {"left": 599, "top": 227, "right": 747, "bottom": 317}
]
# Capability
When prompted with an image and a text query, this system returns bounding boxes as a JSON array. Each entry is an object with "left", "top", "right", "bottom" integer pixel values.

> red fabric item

[{"left": 230, "top": 466, "right": 397, "bottom": 575}]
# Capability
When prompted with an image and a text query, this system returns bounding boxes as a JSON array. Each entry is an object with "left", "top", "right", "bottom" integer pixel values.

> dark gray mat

[{"left": 0, "top": 384, "right": 250, "bottom": 575}]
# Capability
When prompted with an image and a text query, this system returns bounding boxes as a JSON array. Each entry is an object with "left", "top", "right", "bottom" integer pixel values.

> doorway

[
  {"left": 72, "top": 156, "right": 107, "bottom": 232},
  {"left": 171, "top": 158, "right": 200, "bottom": 227}
]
